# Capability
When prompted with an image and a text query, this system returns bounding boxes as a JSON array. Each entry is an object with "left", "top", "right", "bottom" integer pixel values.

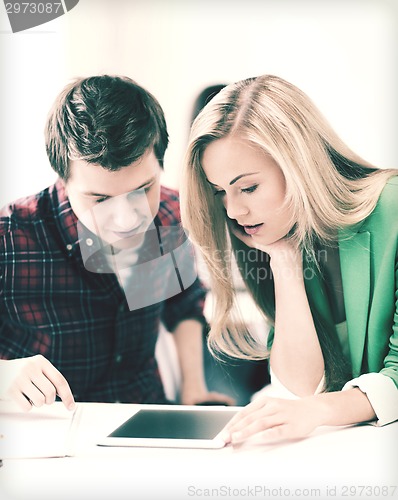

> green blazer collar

[{"left": 338, "top": 223, "right": 371, "bottom": 376}]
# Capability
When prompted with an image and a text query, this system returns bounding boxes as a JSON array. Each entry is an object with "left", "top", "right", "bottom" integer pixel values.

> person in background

[
  {"left": 190, "top": 85, "right": 227, "bottom": 126},
  {"left": 0, "top": 75, "right": 234, "bottom": 411},
  {"left": 181, "top": 74, "right": 398, "bottom": 444}
]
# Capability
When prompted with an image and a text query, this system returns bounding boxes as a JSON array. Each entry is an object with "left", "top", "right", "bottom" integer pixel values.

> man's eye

[
  {"left": 241, "top": 185, "right": 258, "bottom": 194},
  {"left": 130, "top": 184, "right": 153, "bottom": 197}
]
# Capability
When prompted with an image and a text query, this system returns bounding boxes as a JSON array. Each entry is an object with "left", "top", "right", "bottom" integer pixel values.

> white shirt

[{"left": 252, "top": 321, "right": 398, "bottom": 426}]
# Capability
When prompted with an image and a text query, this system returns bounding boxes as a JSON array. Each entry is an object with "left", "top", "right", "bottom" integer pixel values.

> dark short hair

[
  {"left": 190, "top": 84, "right": 226, "bottom": 125},
  {"left": 45, "top": 75, "right": 169, "bottom": 180}
]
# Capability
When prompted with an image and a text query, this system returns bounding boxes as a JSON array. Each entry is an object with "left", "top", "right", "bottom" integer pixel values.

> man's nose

[{"left": 111, "top": 195, "right": 141, "bottom": 230}]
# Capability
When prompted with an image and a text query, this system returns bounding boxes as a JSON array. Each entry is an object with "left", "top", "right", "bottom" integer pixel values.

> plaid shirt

[{"left": 0, "top": 180, "right": 206, "bottom": 403}]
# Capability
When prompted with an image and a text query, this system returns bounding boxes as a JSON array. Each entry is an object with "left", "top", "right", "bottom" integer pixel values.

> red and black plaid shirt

[{"left": 0, "top": 180, "right": 206, "bottom": 403}]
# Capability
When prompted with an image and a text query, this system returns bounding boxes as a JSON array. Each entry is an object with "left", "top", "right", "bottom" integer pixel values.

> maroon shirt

[{"left": 0, "top": 180, "right": 206, "bottom": 403}]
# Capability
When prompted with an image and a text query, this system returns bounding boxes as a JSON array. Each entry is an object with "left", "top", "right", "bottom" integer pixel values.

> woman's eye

[
  {"left": 95, "top": 196, "right": 109, "bottom": 204},
  {"left": 213, "top": 190, "right": 225, "bottom": 197},
  {"left": 241, "top": 185, "right": 258, "bottom": 194}
]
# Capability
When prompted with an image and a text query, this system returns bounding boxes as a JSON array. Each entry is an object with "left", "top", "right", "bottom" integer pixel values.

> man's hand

[
  {"left": 180, "top": 385, "right": 236, "bottom": 406},
  {"left": 0, "top": 355, "right": 75, "bottom": 412},
  {"left": 173, "top": 319, "right": 236, "bottom": 407}
]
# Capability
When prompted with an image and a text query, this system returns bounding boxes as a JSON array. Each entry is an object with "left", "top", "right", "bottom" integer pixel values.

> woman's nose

[{"left": 225, "top": 196, "right": 249, "bottom": 220}]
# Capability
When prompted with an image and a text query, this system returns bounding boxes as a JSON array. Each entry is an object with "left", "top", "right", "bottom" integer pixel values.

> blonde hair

[{"left": 181, "top": 75, "right": 396, "bottom": 385}]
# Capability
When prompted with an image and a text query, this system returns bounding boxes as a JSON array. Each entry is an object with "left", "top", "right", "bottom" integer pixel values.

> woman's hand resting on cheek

[
  {"left": 220, "top": 394, "right": 322, "bottom": 445},
  {"left": 253, "top": 237, "right": 303, "bottom": 273}
]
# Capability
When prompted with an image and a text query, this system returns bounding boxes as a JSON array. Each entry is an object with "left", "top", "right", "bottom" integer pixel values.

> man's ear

[{"left": 60, "top": 177, "right": 68, "bottom": 195}]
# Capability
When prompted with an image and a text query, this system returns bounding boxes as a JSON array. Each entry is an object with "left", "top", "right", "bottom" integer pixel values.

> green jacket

[{"left": 305, "top": 177, "right": 398, "bottom": 387}]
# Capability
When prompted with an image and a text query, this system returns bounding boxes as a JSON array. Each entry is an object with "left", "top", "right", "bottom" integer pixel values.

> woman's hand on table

[{"left": 220, "top": 393, "right": 322, "bottom": 444}]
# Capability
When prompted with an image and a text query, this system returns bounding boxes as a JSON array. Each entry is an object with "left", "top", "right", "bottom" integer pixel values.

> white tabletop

[{"left": 0, "top": 402, "right": 397, "bottom": 500}]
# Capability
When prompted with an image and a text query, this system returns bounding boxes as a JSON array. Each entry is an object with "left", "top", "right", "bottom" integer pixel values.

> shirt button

[
  {"left": 115, "top": 354, "right": 122, "bottom": 363},
  {"left": 66, "top": 244, "right": 73, "bottom": 251},
  {"left": 86, "top": 238, "right": 93, "bottom": 246}
]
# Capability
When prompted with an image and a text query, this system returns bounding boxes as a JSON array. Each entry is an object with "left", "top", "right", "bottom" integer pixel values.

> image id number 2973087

[
  {"left": 339, "top": 485, "right": 397, "bottom": 497},
  {"left": 5, "top": 2, "right": 62, "bottom": 14}
]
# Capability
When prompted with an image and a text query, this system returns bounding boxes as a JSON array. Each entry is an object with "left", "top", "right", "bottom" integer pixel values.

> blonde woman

[{"left": 181, "top": 75, "right": 398, "bottom": 444}]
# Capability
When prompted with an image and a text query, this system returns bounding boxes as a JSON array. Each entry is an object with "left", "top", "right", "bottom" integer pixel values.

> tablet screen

[
  {"left": 108, "top": 408, "right": 237, "bottom": 440},
  {"left": 97, "top": 406, "right": 239, "bottom": 448}
]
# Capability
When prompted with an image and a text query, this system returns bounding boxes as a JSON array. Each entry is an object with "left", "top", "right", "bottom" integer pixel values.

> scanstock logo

[{"left": 4, "top": 0, "right": 79, "bottom": 33}]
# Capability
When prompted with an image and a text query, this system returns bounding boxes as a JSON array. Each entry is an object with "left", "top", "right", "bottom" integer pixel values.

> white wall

[{"left": 1, "top": 0, "right": 397, "bottom": 208}]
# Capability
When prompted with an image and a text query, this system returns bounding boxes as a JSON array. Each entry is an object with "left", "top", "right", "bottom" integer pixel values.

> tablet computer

[{"left": 97, "top": 405, "right": 239, "bottom": 449}]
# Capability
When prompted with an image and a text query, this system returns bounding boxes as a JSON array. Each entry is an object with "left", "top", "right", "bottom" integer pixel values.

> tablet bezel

[{"left": 97, "top": 405, "right": 239, "bottom": 449}]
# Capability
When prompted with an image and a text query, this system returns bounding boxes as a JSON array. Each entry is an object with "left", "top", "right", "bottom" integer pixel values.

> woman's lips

[
  {"left": 227, "top": 218, "right": 264, "bottom": 237},
  {"left": 243, "top": 223, "right": 263, "bottom": 235}
]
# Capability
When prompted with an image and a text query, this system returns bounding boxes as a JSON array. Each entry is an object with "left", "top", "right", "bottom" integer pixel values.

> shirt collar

[{"left": 51, "top": 178, "right": 80, "bottom": 254}]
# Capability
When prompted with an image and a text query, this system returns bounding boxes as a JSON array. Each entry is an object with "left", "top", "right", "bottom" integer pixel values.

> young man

[{"left": 0, "top": 75, "right": 233, "bottom": 411}]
